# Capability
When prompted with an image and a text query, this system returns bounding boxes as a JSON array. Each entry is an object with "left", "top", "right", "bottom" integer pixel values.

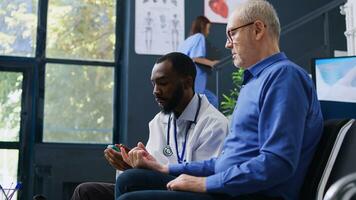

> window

[
  {"left": 0, "top": 71, "right": 23, "bottom": 200},
  {"left": 0, "top": 149, "right": 19, "bottom": 200},
  {"left": 46, "top": 0, "right": 115, "bottom": 61},
  {"left": 0, "top": 0, "right": 37, "bottom": 57},
  {"left": 0, "top": 0, "right": 120, "bottom": 197},
  {"left": 42, "top": 0, "right": 117, "bottom": 143},
  {"left": 0, "top": 72, "right": 23, "bottom": 142},
  {"left": 43, "top": 64, "right": 114, "bottom": 143}
]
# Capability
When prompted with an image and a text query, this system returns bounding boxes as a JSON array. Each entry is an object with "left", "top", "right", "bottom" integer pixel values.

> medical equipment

[{"left": 164, "top": 95, "right": 202, "bottom": 163}]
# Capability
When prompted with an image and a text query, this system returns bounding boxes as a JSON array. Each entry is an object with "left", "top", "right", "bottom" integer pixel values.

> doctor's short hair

[{"left": 155, "top": 52, "right": 196, "bottom": 85}]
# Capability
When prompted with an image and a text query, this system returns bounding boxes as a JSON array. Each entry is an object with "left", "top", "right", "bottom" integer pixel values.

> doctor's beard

[{"left": 161, "top": 82, "right": 184, "bottom": 114}]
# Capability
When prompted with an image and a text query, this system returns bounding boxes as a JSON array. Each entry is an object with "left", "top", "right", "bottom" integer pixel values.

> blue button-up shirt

[{"left": 169, "top": 52, "right": 323, "bottom": 200}]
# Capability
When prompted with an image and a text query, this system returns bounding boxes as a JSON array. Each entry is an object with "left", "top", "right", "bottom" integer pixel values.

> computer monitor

[{"left": 312, "top": 56, "right": 356, "bottom": 103}]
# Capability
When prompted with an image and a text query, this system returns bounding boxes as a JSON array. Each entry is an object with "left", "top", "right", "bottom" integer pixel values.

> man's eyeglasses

[{"left": 227, "top": 22, "right": 255, "bottom": 43}]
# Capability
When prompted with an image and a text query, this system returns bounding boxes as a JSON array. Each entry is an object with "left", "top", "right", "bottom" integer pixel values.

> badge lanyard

[{"left": 163, "top": 95, "right": 201, "bottom": 163}]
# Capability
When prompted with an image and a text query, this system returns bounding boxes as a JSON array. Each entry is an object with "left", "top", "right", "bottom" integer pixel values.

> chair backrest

[
  {"left": 299, "top": 119, "right": 354, "bottom": 200},
  {"left": 318, "top": 119, "right": 356, "bottom": 200},
  {"left": 323, "top": 172, "right": 356, "bottom": 200},
  {"left": 323, "top": 119, "right": 356, "bottom": 200}
]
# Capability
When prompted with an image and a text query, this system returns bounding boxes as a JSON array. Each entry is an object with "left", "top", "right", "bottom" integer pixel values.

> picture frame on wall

[
  {"left": 135, "top": 0, "right": 185, "bottom": 55},
  {"left": 204, "top": 0, "right": 246, "bottom": 23}
]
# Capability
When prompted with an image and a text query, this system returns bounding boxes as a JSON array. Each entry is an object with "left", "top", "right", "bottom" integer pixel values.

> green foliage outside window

[
  {"left": 0, "top": 0, "right": 37, "bottom": 56},
  {"left": 0, "top": 73, "right": 23, "bottom": 142},
  {"left": 0, "top": 0, "right": 116, "bottom": 144},
  {"left": 46, "top": 0, "right": 115, "bottom": 60},
  {"left": 44, "top": 0, "right": 116, "bottom": 143},
  {"left": 220, "top": 69, "right": 244, "bottom": 116},
  {"left": 43, "top": 65, "right": 114, "bottom": 143}
]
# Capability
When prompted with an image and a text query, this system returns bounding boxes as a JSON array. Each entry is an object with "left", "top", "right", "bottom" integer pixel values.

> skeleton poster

[{"left": 135, "top": 0, "right": 185, "bottom": 55}]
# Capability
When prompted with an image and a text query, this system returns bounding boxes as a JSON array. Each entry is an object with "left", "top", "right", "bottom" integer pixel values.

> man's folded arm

[
  {"left": 169, "top": 157, "right": 217, "bottom": 177},
  {"left": 205, "top": 151, "right": 294, "bottom": 196}
]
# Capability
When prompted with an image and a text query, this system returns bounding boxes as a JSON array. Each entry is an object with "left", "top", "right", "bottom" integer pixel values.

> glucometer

[
  {"left": 107, "top": 144, "right": 120, "bottom": 152},
  {"left": 107, "top": 144, "right": 131, "bottom": 152}
]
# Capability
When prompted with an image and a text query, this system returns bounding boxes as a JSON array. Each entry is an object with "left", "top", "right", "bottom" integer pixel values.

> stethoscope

[{"left": 163, "top": 95, "right": 202, "bottom": 164}]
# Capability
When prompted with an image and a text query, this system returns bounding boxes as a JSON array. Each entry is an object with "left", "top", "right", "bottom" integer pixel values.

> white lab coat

[{"left": 146, "top": 94, "right": 229, "bottom": 165}]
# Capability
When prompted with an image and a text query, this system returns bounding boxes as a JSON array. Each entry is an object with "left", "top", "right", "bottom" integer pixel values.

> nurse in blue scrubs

[{"left": 178, "top": 16, "right": 219, "bottom": 107}]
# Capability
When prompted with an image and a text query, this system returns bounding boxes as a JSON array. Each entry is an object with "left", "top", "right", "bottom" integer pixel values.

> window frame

[
  {"left": 0, "top": 0, "right": 123, "bottom": 198},
  {"left": 34, "top": 0, "right": 121, "bottom": 144},
  {"left": 0, "top": 58, "right": 36, "bottom": 200}
]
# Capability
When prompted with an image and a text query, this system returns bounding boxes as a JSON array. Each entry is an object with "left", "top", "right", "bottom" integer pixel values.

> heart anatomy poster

[
  {"left": 135, "top": 0, "right": 185, "bottom": 55},
  {"left": 205, "top": 0, "right": 246, "bottom": 23}
]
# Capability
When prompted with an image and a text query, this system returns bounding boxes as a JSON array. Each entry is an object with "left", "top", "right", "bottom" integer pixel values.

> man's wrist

[
  {"left": 157, "top": 164, "right": 169, "bottom": 174},
  {"left": 200, "top": 177, "right": 207, "bottom": 192}
]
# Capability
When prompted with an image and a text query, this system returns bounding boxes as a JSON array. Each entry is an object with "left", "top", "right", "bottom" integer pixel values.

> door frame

[{"left": 0, "top": 56, "right": 38, "bottom": 200}]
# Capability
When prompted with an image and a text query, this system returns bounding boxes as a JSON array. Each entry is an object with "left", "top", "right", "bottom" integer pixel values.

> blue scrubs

[{"left": 178, "top": 33, "right": 207, "bottom": 93}]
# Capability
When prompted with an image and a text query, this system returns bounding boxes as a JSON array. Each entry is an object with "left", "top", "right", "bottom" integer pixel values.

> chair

[
  {"left": 299, "top": 118, "right": 355, "bottom": 200},
  {"left": 323, "top": 172, "right": 356, "bottom": 200}
]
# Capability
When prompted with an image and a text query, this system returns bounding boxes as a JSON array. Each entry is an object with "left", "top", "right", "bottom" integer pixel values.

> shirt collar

[
  {"left": 176, "top": 93, "right": 199, "bottom": 122},
  {"left": 161, "top": 93, "right": 199, "bottom": 124},
  {"left": 247, "top": 52, "right": 287, "bottom": 77}
]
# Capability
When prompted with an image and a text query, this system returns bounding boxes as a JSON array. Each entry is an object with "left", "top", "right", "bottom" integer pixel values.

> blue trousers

[{"left": 115, "top": 169, "right": 283, "bottom": 200}]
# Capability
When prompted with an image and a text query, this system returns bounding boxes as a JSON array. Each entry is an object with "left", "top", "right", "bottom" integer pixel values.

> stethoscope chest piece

[
  {"left": 163, "top": 145, "right": 173, "bottom": 157},
  {"left": 163, "top": 95, "right": 202, "bottom": 163}
]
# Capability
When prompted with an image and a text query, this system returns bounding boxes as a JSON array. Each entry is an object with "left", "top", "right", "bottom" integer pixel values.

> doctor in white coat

[{"left": 71, "top": 52, "right": 229, "bottom": 200}]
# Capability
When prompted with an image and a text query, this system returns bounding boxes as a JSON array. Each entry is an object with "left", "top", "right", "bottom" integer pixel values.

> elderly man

[
  {"left": 114, "top": 1, "right": 324, "bottom": 200},
  {"left": 71, "top": 52, "right": 228, "bottom": 200}
]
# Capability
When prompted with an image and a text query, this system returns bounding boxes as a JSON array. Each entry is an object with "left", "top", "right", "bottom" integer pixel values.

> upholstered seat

[{"left": 299, "top": 119, "right": 355, "bottom": 200}]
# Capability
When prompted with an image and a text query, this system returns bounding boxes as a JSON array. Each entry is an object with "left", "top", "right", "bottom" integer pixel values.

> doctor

[{"left": 71, "top": 52, "right": 228, "bottom": 200}]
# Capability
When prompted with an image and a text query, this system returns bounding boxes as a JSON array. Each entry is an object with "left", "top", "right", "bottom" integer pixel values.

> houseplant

[{"left": 220, "top": 68, "right": 244, "bottom": 116}]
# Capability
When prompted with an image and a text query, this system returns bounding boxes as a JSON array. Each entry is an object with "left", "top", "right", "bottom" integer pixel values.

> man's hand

[
  {"left": 104, "top": 144, "right": 132, "bottom": 171},
  {"left": 166, "top": 174, "right": 206, "bottom": 193},
  {"left": 121, "top": 142, "right": 168, "bottom": 174}
]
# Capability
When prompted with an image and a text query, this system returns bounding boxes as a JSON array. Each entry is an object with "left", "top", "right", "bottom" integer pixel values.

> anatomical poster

[
  {"left": 205, "top": 0, "right": 246, "bottom": 23},
  {"left": 135, "top": 0, "right": 185, "bottom": 55}
]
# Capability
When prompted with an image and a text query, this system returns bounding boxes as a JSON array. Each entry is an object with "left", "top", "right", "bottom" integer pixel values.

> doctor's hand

[
  {"left": 121, "top": 142, "right": 168, "bottom": 174},
  {"left": 104, "top": 144, "right": 132, "bottom": 171},
  {"left": 167, "top": 174, "right": 206, "bottom": 193}
]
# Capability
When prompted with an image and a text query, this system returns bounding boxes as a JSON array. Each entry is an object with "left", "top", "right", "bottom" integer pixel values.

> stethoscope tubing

[{"left": 165, "top": 94, "right": 202, "bottom": 163}]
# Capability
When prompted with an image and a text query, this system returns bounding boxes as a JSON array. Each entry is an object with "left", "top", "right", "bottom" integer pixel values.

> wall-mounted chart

[{"left": 135, "top": 0, "right": 185, "bottom": 55}]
